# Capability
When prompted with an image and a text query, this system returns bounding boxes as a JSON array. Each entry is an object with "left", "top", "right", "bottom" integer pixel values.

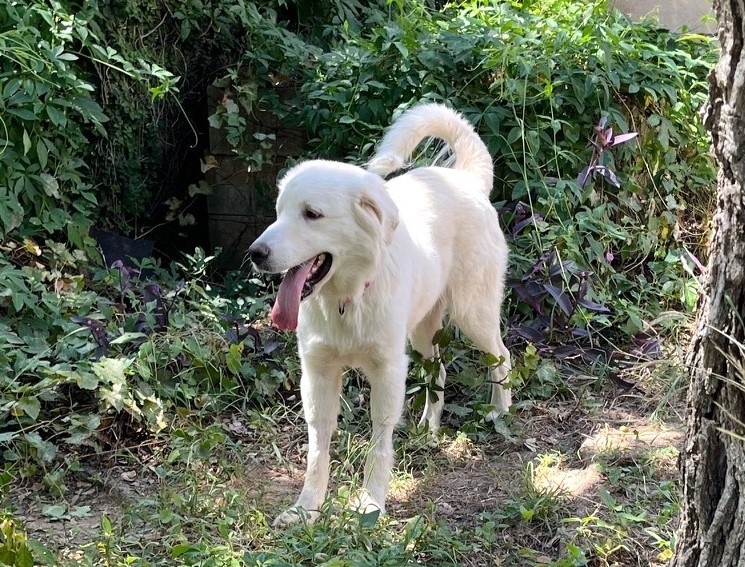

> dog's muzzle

[{"left": 248, "top": 242, "right": 270, "bottom": 268}]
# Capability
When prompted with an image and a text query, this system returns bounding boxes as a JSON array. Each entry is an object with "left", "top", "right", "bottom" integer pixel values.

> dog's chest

[{"left": 298, "top": 300, "right": 396, "bottom": 361}]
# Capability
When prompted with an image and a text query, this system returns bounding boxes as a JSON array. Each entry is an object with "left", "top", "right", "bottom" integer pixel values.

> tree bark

[{"left": 672, "top": 1, "right": 745, "bottom": 566}]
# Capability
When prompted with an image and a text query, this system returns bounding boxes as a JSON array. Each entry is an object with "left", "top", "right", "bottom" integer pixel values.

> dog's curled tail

[{"left": 367, "top": 103, "right": 493, "bottom": 197}]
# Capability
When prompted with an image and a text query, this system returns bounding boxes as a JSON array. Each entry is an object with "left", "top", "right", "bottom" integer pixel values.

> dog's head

[{"left": 248, "top": 160, "right": 399, "bottom": 330}]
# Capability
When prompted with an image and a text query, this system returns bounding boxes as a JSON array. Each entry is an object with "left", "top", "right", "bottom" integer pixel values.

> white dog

[{"left": 248, "top": 103, "right": 511, "bottom": 526}]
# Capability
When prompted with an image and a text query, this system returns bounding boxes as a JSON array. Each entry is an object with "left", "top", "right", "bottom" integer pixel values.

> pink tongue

[{"left": 271, "top": 259, "right": 315, "bottom": 331}]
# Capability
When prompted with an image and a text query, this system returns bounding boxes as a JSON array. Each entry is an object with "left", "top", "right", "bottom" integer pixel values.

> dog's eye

[{"left": 303, "top": 208, "right": 323, "bottom": 220}]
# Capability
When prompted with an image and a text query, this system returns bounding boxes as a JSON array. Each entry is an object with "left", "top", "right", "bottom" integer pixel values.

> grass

[{"left": 2, "top": 354, "right": 685, "bottom": 567}]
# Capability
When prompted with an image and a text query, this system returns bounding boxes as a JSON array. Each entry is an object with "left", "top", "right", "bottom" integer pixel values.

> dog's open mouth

[
  {"left": 271, "top": 253, "right": 332, "bottom": 331},
  {"left": 300, "top": 253, "right": 333, "bottom": 299}
]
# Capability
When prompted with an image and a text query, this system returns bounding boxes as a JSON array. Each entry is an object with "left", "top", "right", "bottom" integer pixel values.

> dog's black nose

[{"left": 248, "top": 242, "right": 270, "bottom": 264}]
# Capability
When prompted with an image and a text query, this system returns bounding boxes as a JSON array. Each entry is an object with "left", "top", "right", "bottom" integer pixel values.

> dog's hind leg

[
  {"left": 410, "top": 310, "right": 447, "bottom": 434},
  {"left": 273, "top": 358, "right": 343, "bottom": 527},
  {"left": 453, "top": 310, "right": 512, "bottom": 421}
]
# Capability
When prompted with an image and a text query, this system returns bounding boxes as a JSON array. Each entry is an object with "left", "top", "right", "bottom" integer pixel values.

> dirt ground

[{"left": 8, "top": 373, "right": 685, "bottom": 565}]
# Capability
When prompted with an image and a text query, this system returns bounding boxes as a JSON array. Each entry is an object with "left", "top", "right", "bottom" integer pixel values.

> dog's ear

[{"left": 357, "top": 180, "right": 399, "bottom": 246}]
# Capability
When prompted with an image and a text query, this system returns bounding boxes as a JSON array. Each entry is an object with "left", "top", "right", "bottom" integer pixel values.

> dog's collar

[{"left": 338, "top": 282, "right": 371, "bottom": 316}]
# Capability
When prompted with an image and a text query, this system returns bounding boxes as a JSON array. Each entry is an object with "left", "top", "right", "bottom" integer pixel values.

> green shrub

[
  {"left": 0, "top": 1, "right": 180, "bottom": 246},
  {"left": 0, "top": 2, "right": 104, "bottom": 247},
  {"left": 0, "top": 2, "right": 209, "bottom": 477},
  {"left": 0, "top": 248, "right": 294, "bottom": 482}
]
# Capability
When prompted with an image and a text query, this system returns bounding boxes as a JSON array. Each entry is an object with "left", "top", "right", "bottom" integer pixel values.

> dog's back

[{"left": 368, "top": 104, "right": 508, "bottom": 320}]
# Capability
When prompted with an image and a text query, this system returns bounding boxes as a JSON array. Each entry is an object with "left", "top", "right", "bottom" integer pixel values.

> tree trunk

[{"left": 672, "top": 1, "right": 745, "bottom": 565}]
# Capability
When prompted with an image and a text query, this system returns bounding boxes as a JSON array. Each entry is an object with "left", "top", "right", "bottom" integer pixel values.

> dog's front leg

[
  {"left": 354, "top": 355, "right": 408, "bottom": 516},
  {"left": 273, "top": 360, "right": 342, "bottom": 527}
]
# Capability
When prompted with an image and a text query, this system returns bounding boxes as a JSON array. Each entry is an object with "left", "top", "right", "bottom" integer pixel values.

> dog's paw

[
  {"left": 484, "top": 410, "right": 498, "bottom": 422},
  {"left": 484, "top": 392, "right": 512, "bottom": 422},
  {"left": 272, "top": 506, "right": 320, "bottom": 527},
  {"left": 348, "top": 491, "right": 385, "bottom": 518},
  {"left": 484, "top": 408, "right": 509, "bottom": 423}
]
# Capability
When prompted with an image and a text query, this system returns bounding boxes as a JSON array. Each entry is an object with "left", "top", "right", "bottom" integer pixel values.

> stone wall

[
  {"left": 205, "top": 86, "right": 304, "bottom": 269},
  {"left": 611, "top": 0, "right": 715, "bottom": 33}
]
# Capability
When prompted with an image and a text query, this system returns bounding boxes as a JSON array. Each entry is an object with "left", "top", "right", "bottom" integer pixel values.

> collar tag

[{"left": 338, "top": 282, "right": 371, "bottom": 316}]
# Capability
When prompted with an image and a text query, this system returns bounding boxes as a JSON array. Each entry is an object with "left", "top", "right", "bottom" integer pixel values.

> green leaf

[
  {"left": 23, "top": 433, "right": 57, "bottom": 463},
  {"left": 226, "top": 342, "right": 243, "bottom": 375},
  {"left": 480, "top": 352, "right": 504, "bottom": 366},
  {"left": 101, "top": 515, "right": 113, "bottom": 536},
  {"left": 359, "top": 508, "right": 381, "bottom": 527},
  {"left": 46, "top": 105, "right": 67, "bottom": 127},
  {"left": 22, "top": 129, "right": 32, "bottom": 155},
  {"left": 431, "top": 328, "right": 452, "bottom": 348},
  {"left": 8, "top": 108, "right": 38, "bottom": 121},
  {"left": 207, "top": 113, "right": 222, "bottom": 129},
  {"left": 394, "top": 41, "right": 409, "bottom": 58},
  {"left": 172, "top": 544, "right": 202, "bottom": 558},
  {"left": 2, "top": 78, "right": 21, "bottom": 99},
  {"left": 36, "top": 140, "right": 49, "bottom": 169},
  {"left": 187, "top": 181, "right": 212, "bottom": 196},
  {"left": 444, "top": 403, "right": 472, "bottom": 417},
  {"left": 490, "top": 417, "right": 518, "bottom": 444},
  {"left": 92, "top": 357, "right": 131, "bottom": 383},
  {"left": 17, "top": 397, "right": 41, "bottom": 420},
  {"left": 26, "top": 540, "right": 55, "bottom": 565},
  {"left": 0, "top": 195, "right": 25, "bottom": 233},
  {"left": 0, "top": 432, "right": 17, "bottom": 443},
  {"left": 64, "top": 429, "right": 94, "bottom": 445},
  {"left": 598, "top": 486, "right": 617, "bottom": 509},
  {"left": 506, "top": 126, "right": 522, "bottom": 145},
  {"left": 76, "top": 372, "right": 99, "bottom": 390},
  {"left": 70, "top": 95, "right": 107, "bottom": 124},
  {"left": 94, "top": 358, "right": 132, "bottom": 412},
  {"left": 41, "top": 505, "right": 67, "bottom": 520},
  {"left": 110, "top": 332, "right": 148, "bottom": 345},
  {"left": 67, "top": 214, "right": 91, "bottom": 249},
  {"left": 69, "top": 505, "right": 92, "bottom": 518},
  {"left": 15, "top": 546, "right": 34, "bottom": 567},
  {"left": 39, "top": 173, "right": 59, "bottom": 198},
  {"left": 520, "top": 504, "right": 535, "bottom": 521},
  {"left": 453, "top": 367, "right": 480, "bottom": 387}
]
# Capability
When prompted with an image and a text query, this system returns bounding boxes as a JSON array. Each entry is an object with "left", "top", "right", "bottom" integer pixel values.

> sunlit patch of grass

[
  {"left": 388, "top": 469, "right": 419, "bottom": 500},
  {"left": 441, "top": 431, "right": 481, "bottom": 462},
  {"left": 560, "top": 476, "right": 678, "bottom": 567},
  {"left": 489, "top": 460, "right": 571, "bottom": 527},
  {"left": 531, "top": 452, "right": 603, "bottom": 498},
  {"left": 644, "top": 445, "right": 680, "bottom": 478}
]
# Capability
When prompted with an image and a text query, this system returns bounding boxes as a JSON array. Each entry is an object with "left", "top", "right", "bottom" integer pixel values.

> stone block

[{"left": 611, "top": 0, "right": 715, "bottom": 33}]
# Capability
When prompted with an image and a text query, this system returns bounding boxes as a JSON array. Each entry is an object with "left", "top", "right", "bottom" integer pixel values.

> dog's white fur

[{"left": 250, "top": 103, "right": 511, "bottom": 526}]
